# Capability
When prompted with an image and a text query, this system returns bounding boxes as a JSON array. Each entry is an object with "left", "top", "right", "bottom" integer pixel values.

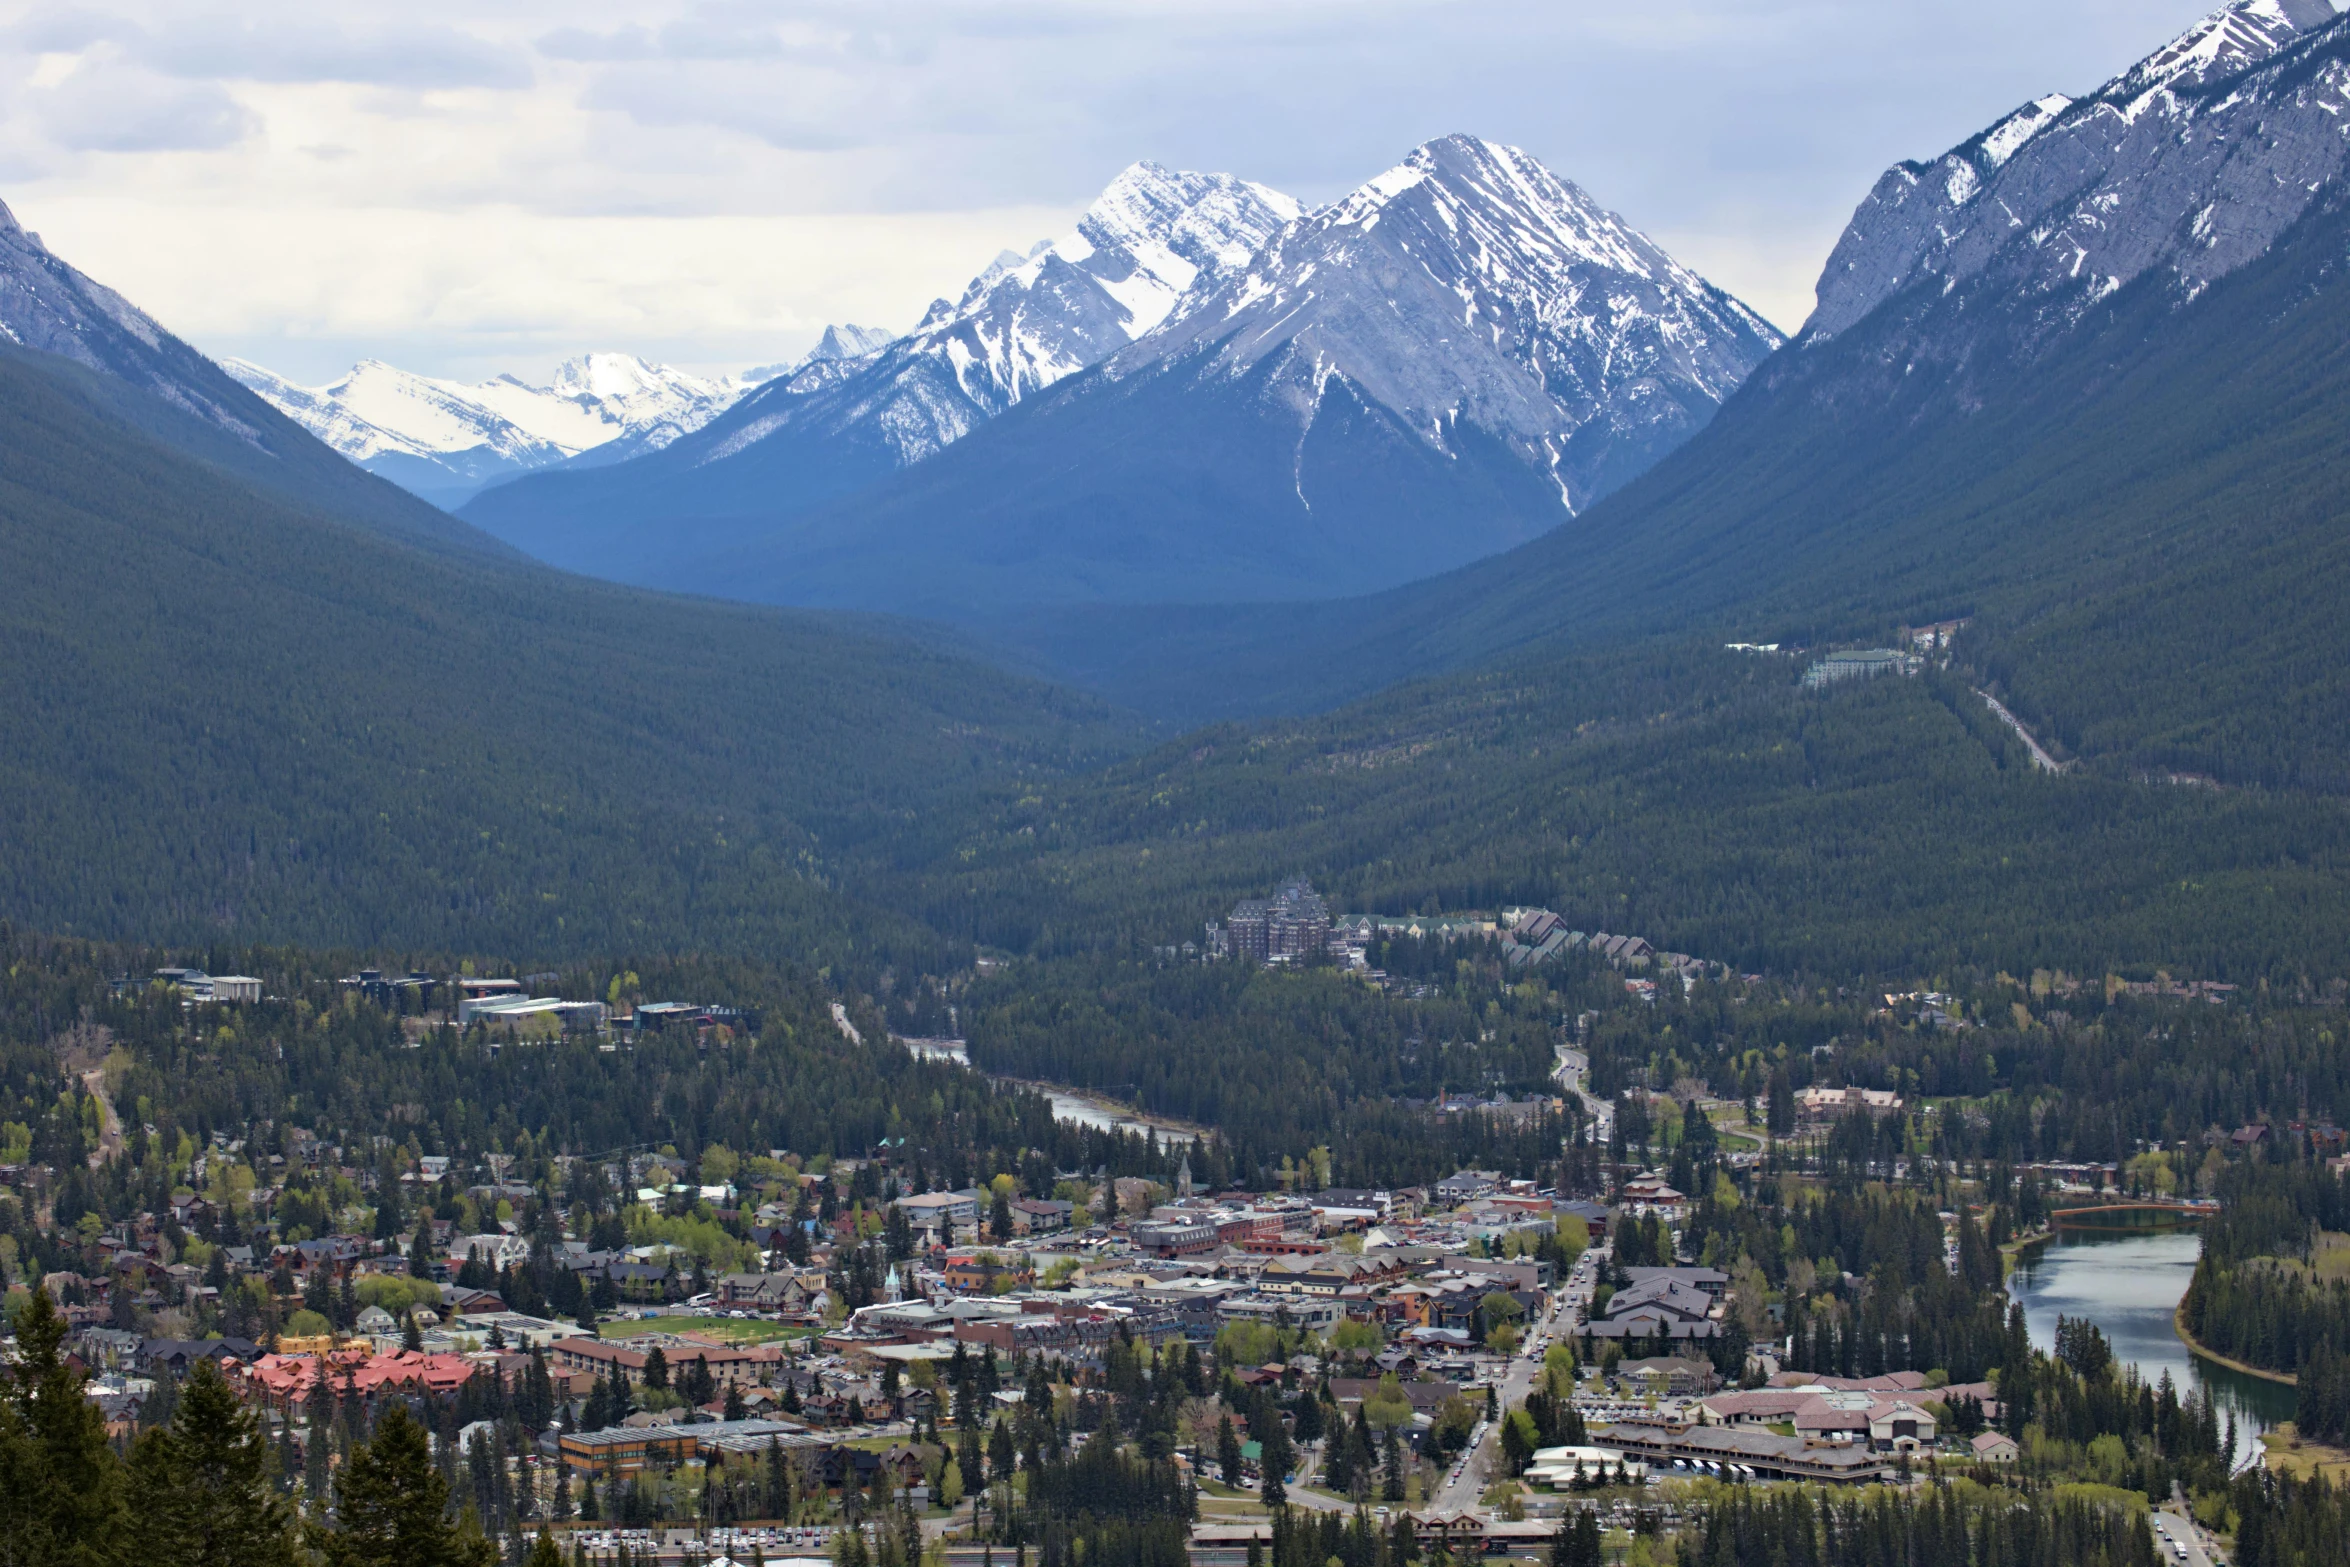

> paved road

[
  {"left": 2154, "top": 1504, "right": 2224, "bottom": 1567},
  {"left": 1554, "top": 1047, "right": 1612, "bottom": 1138},
  {"left": 1429, "top": 1293, "right": 1571, "bottom": 1513}
]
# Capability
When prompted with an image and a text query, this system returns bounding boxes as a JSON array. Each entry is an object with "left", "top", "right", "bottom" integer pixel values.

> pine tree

[
  {"left": 313, "top": 1403, "right": 497, "bottom": 1567},
  {"left": 958, "top": 1422, "right": 984, "bottom": 1492},
  {"left": 988, "top": 1418, "right": 1015, "bottom": 1479},
  {"left": 1218, "top": 1414, "right": 1244, "bottom": 1488},
  {"left": 0, "top": 1285, "right": 128, "bottom": 1566}
]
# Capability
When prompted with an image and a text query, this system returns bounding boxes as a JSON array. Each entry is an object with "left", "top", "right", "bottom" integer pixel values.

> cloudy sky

[{"left": 0, "top": 0, "right": 2222, "bottom": 385}]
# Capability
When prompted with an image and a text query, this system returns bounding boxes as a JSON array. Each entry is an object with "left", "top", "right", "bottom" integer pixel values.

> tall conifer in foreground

[{"left": 127, "top": 1358, "right": 299, "bottom": 1567}]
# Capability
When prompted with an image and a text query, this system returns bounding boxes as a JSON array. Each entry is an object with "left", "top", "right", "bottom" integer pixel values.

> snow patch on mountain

[{"left": 224, "top": 349, "right": 814, "bottom": 501}]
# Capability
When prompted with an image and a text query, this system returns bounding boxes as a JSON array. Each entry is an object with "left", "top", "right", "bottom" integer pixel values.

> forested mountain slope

[
  {"left": 0, "top": 343, "right": 1134, "bottom": 969},
  {"left": 883, "top": 640, "right": 2350, "bottom": 984}
]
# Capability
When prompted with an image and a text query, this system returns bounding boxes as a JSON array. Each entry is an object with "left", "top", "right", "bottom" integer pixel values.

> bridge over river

[{"left": 2048, "top": 1200, "right": 2216, "bottom": 1233}]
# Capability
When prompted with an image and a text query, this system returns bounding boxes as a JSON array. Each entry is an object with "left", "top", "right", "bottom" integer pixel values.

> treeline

[
  {"left": 1774, "top": 1196, "right": 2008, "bottom": 1383},
  {"left": 1576, "top": 962, "right": 2350, "bottom": 1169},
  {"left": 2181, "top": 1161, "right": 2350, "bottom": 1391},
  {"left": 963, "top": 952, "right": 1582, "bottom": 1186},
  {"left": 1677, "top": 1482, "right": 2159, "bottom": 1567},
  {"left": 0, "top": 1288, "right": 517, "bottom": 1567},
  {"left": 1998, "top": 1317, "right": 2231, "bottom": 1495}
]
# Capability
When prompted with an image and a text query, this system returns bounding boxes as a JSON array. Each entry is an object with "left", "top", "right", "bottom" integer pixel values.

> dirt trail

[{"left": 80, "top": 1067, "right": 124, "bottom": 1168}]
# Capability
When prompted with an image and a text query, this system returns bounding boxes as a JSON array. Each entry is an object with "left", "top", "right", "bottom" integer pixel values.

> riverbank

[
  {"left": 2173, "top": 1302, "right": 2299, "bottom": 1387},
  {"left": 2008, "top": 1227, "right": 2296, "bottom": 1468},
  {"left": 2263, "top": 1423, "right": 2350, "bottom": 1480},
  {"left": 1999, "top": 1227, "right": 2054, "bottom": 1281}
]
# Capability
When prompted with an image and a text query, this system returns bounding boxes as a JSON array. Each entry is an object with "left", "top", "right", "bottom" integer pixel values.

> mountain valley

[{"left": 16, "top": 9, "right": 2350, "bottom": 1563}]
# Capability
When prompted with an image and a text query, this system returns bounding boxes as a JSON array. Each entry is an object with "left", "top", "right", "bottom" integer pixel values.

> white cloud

[
  {"left": 12, "top": 191, "right": 1077, "bottom": 382},
  {"left": 33, "top": 65, "right": 257, "bottom": 154},
  {"left": 0, "top": 0, "right": 2227, "bottom": 379}
]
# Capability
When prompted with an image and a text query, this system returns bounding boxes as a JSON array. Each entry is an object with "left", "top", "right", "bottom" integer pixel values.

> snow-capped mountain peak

[
  {"left": 2100, "top": 0, "right": 2333, "bottom": 111},
  {"left": 226, "top": 350, "right": 763, "bottom": 507},
  {"left": 682, "top": 160, "right": 1304, "bottom": 473},
  {"left": 461, "top": 136, "right": 1784, "bottom": 615},
  {"left": 1119, "top": 132, "right": 1783, "bottom": 510},
  {"left": 914, "top": 160, "right": 1303, "bottom": 396},
  {"left": 1806, "top": 0, "right": 2346, "bottom": 343}
]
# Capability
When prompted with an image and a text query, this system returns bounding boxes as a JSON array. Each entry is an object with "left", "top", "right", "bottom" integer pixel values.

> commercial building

[
  {"left": 1588, "top": 1423, "right": 1893, "bottom": 1483},
  {"left": 557, "top": 1426, "right": 699, "bottom": 1477}
]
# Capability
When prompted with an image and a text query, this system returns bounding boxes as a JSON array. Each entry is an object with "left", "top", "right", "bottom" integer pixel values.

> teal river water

[{"left": 2006, "top": 1229, "right": 2295, "bottom": 1467}]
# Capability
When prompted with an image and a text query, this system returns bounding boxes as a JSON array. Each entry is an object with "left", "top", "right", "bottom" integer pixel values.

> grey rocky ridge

[
  {"left": 0, "top": 197, "right": 267, "bottom": 443},
  {"left": 460, "top": 162, "right": 1301, "bottom": 577},
  {"left": 1799, "top": 0, "right": 2347, "bottom": 367}
]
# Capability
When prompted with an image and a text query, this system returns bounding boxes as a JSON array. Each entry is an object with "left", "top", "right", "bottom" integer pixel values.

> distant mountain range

[
  {"left": 461, "top": 162, "right": 1305, "bottom": 580},
  {"left": 460, "top": 140, "right": 1778, "bottom": 614},
  {"left": 223, "top": 326, "right": 898, "bottom": 510}
]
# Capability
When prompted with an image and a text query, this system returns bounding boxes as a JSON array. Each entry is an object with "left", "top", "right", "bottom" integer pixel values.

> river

[
  {"left": 899, "top": 1036, "right": 1198, "bottom": 1146},
  {"left": 2008, "top": 1228, "right": 2295, "bottom": 1468}
]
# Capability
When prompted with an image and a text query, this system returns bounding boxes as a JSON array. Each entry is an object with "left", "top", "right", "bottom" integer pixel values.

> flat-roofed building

[{"left": 557, "top": 1425, "right": 698, "bottom": 1477}]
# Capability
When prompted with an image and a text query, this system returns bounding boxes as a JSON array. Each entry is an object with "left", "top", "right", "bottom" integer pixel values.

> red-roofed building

[{"left": 238, "top": 1347, "right": 479, "bottom": 1407}]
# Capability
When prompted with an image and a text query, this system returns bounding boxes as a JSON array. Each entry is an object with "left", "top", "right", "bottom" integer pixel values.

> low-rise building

[
  {"left": 557, "top": 1425, "right": 699, "bottom": 1477},
  {"left": 1589, "top": 1422, "right": 1892, "bottom": 1484},
  {"left": 547, "top": 1336, "right": 782, "bottom": 1389}
]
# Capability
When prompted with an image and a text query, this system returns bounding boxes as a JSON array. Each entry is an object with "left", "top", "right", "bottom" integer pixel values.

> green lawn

[{"left": 597, "top": 1316, "right": 817, "bottom": 1346}]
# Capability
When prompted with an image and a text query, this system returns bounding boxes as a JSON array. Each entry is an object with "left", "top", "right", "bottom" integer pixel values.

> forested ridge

[
  {"left": 882, "top": 642, "right": 2350, "bottom": 984},
  {"left": 0, "top": 342, "right": 1135, "bottom": 974}
]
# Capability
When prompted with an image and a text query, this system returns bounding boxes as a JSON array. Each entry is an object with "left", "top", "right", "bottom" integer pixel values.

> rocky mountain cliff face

[
  {"left": 1119, "top": 134, "right": 1782, "bottom": 512},
  {"left": 1804, "top": 0, "right": 2346, "bottom": 356},
  {"left": 0, "top": 198, "right": 268, "bottom": 443},
  {"left": 678, "top": 162, "right": 1301, "bottom": 473}
]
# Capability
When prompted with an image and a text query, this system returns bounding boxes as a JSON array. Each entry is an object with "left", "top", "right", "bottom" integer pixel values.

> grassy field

[
  {"left": 2263, "top": 1425, "right": 2350, "bottom": 1483},
  {"left": 597, "top": 1315, "right": 818, "bottom": 1346}
]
